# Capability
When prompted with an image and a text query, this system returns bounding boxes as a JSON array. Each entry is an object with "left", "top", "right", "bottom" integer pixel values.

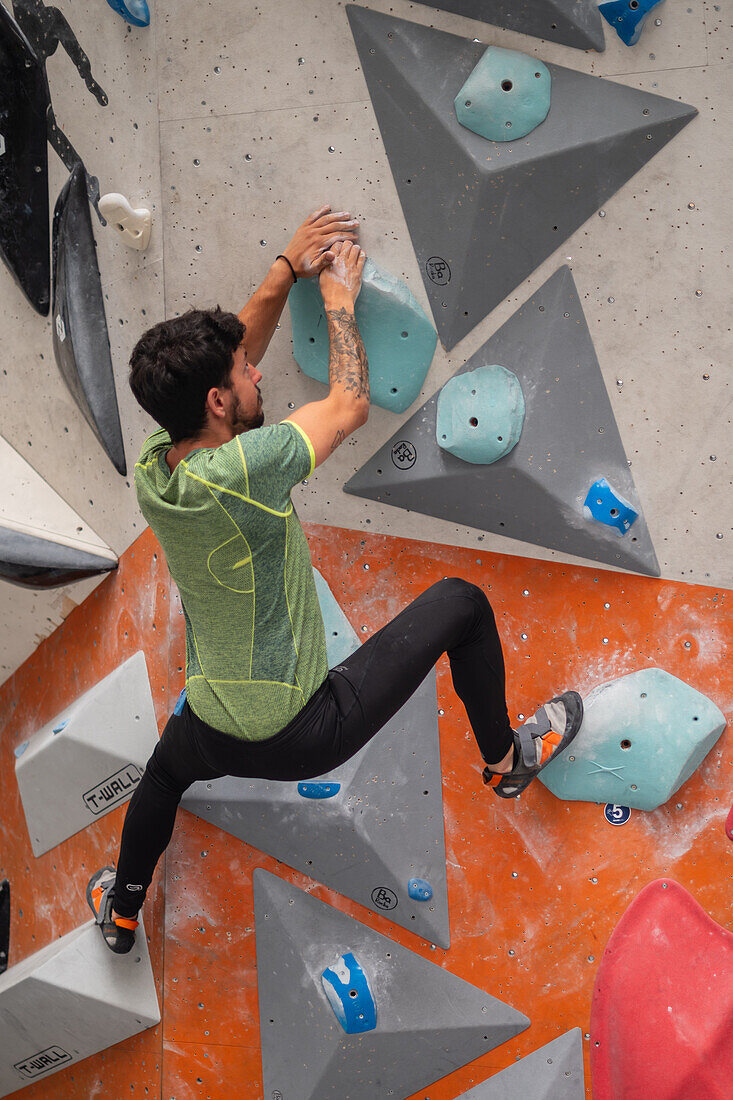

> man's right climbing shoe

[
  {"left": 483, "top": 690, "right": 584, "bottom": 799},
  {"left": 86, "top": 866, "right": 138, "bottom": 954}
]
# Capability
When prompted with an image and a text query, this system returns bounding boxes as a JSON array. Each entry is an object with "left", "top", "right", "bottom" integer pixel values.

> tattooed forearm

[{"left": 325, "top": 307, "right": 370, "bottom": 404}]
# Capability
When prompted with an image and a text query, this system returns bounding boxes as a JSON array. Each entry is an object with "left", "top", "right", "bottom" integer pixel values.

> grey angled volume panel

[
  {"left": 254, "top": 869, "right": 529, "bottom": 1100},
  {"left": 456, "top": 1028, "right": 585, "bottom": 1098},
  {"left": 345, "top": 266, "right": 659, "bottom": 576},
  {"left": 347, "top": 5, "right": 696, "bottom": 350},
  {"left": 0, "top": 919, "right": 159, "bottom": 1097},
  {"left": 182, "top": 570, "right": 450, "bottom": 946},
  {"left": 410, "top": 0, "right": 605, "bottom": 52}
]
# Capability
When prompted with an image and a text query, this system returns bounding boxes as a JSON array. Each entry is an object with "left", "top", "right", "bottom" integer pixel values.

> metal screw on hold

[
  {"left": 288, "top": 401, "right": 295, "bottom": 409},
  {"left": 695, "top": 289, "right": 703, "bottom": 297},
  {"left": 245, "top": 153, "right": 252, "bottom": 161},
  {"left": 604, "top": 602, "right": 611, "bottom": 609},
  {"left": 684, "top": 641, "right": 691, "bottom": 649},
  {"left": 438, "top": 708, "right": 444, "bottom": 716},
  {"left": 710, "top": 455, "right": 716, "bottom": 461},
  {"left": 716, "top": 533, "right": 724, "bottom": 540},
  {"left": 328, "top": 146, "right": 335, "bottom": 153},
  {"left": 522, "top": 589, "right": 530, "bottom": 596},
  {"left": 260, "top": 239, "right": 267, "bottom": 246},
  {"left": 511, "top": 871, "right": 518, "bottom": 878},
  {"left": 521, "top": 633, "right": 528, "bottom": 640},
  {"left": 214, "top": 65, "right": 221, "bottom": 74},
  {"left": 688, "top": 202, "right": 696, "bottom": 209},
  {"left": 608, "top": 296, "right": 615, "bottom": 304},
  {"left": 298, "top": 57, "right": 305, "bottom": 64},
  {"left": 703, "top": 373, "right": 710, "bottom": 380},
  {"left": 655, "top": 17, "right": 662, "bottom": 25},
  {"left": 616, "top": 380, "right": 623, "bottom": 387},
  {"left": 599, "top": 210, "right": 606, "bottom": 218}
]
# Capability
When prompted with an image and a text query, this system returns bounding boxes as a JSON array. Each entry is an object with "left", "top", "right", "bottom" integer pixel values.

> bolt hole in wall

[{"left": 621, "top": 740, "right": 632, "bottom": 750}]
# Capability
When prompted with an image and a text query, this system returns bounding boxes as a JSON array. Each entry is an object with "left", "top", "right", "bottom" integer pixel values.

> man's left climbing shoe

[
  {"left": 86, "top": 866, "right": 138, "bottom": 954},
  {"left": 483, "top": 690, "right": 584, "bottom": 799}
]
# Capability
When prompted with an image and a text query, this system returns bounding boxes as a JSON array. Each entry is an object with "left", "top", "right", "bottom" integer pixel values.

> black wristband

[{"left": 276, "top": 254, "right": 297, "bottom": 284}]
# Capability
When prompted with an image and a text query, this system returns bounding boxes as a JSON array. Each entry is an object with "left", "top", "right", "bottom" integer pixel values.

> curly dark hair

[{"left": 129, "top": 307, "right": 245, "bottom": 443}]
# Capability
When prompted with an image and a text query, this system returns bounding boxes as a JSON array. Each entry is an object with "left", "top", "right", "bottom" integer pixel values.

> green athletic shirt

[{"left": 134, "top": 420, "right": 329, "bottom": 740}]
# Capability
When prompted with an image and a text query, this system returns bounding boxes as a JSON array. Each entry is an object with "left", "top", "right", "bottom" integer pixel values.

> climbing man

[{"left": 87, "top": 204, "right": 583, "bottom": 952}]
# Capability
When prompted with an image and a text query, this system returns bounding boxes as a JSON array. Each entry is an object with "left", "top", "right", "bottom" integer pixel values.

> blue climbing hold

[
  {"left": 52, "top": 721, "right": 69, "bottom": 734},
  {"left": 321, "top": 952, "right": 377, "bottom": 1034},
  {"left": 584, "top": 478, "right": 638, "bottom": 534},
  {"left": 436, "top": 364, "right": 525, "bottom": 465},
  {"left": 539, "top": 668, "right": 727, "bottom": 811},
  {"left": 105, "top": 0, "right": 150, "bottom": 28},
  {"left": 173, "top": 687, "right": 187, "bottom": 716},
  {"left": 297, "top": 782, "right": 341, "bottom": 800},
  {"left": 14, "top": 741, "right": 29, "bottom": 759},
  {"left": 599, "top": 0, "right": 663, "bottom": 47},
  {"left": 408, "top": 877, "right": 433, "bottom": 902},
  {"left": 455, "top": 47, "right": 551, "bottom": 142},
  {"left": 289, "top": 259, "right": 437, "bottom": 414}
]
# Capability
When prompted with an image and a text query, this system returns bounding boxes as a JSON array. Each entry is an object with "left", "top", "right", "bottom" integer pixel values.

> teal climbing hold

[
  {"left": 289, "top": 259, "right": 437, "bottom": 414},
  {"left": 436, "top": 365, "right": 525, "bottom": 465},
  {"left": 539, "top": 668, "right": 727, "bottom": 811},
  {"left": 313, "top": 569, "right": 360, "bottom": 667},
  {"left": 455, "top": 47, "right": 551, "bottom": 142}
]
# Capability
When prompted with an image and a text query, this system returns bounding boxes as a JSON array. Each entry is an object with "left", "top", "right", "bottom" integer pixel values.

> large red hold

[{"left": 591, "top": 879, "right": 733, "bottom": 1099}]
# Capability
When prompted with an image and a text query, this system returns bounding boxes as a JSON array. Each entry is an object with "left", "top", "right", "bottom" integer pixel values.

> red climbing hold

[{"left": 590, "top": 879, "right": 733, "bottom": 1099}]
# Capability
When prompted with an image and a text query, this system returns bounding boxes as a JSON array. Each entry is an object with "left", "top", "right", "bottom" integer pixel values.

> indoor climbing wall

[{"left": 0, "top": 0, "right": 731, "bottom": 1097}]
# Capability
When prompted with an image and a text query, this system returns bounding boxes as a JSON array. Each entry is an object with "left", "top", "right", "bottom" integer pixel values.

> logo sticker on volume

[
  {"left": 426, "top": 256, "right": 451, "bottom": 285},
  {"left": 391, "top": 440, "right": 417, "bottom": 470},
  {"left": 83, "top": 764, "right": 144, "bottom": 814},
  {"left": 371, "top": 886, "right": 398, "bottom": 911},
  {"left": 15, "top": 1047, "right": 72, "bottom": 1079}
]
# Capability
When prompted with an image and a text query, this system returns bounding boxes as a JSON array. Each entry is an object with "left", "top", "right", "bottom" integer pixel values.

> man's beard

[{"left": 230, "top": 391, "right": 264, "bottom": 433}]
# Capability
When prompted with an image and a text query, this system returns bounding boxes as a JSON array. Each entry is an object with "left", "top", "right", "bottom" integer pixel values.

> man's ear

[{"left": 205, "top": 386, "right": 228, "bottom": 421}]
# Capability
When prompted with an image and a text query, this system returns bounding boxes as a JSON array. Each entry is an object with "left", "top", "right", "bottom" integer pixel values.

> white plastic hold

[{"left": 98, "top": 192, "right": 152, "bottom": 250}]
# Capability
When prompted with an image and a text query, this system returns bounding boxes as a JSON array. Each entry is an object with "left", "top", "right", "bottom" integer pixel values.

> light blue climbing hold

[
  {"left": 599, "top": 0, "right": 663, "bottom": 47},
  {"left": 539, "top": 668, "right": 727, "bottom": 811},
  {"left": 454, "top": 46, "right": 551, "bottom": 142},
  {"left": 321, "top": 952, "right": 377, "bottom": 1034},
  {"left": 105, "top": 0, "right": 150, "bottom": 28},
  {"left": 407, "top": 877, "right": 433, "bottom": 902},
  {"left": 14, "top": 741, "right": 29, "bottom": 759},
  {"left": 52, "top": 720, "right": 69, "bottom": 735},
  {"left": 313, "top": 569, "right": 361, "bottom": 668},
  {"left": 436, "top": 364, "right": 525, "bottom": 465},
  {"left": 173, "top": 687, "right": 187, "bottom": 716},
  {"left": 298, "top": 782, "right": 341, "bottom": 800},
  {"left": 584, "top": 478, "right": 638, "bottom": 535},
  {"left": 289, "top": 259, "right": 437, "bottom": 414}
]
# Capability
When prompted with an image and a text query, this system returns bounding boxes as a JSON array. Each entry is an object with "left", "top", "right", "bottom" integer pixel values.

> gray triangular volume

[
  {"left": 410, "top": 0, "right": 605, "bottom": 52},
  {"left": 347, "top": 6, "right": 696, "bottom": 350},
  {"left": 456, "top": 1028, "right": 585, "bottom": 1098},
  {"left": 0, "top": 920, "right": 159, "bottom": 1097},
  {"left": 182, "top": 571, "right": 450, "bottom": 946},
  {"left": 0, "top": 526, "right": 117, "bottom": 589},
  {"left": 52, "top": 161, "right": 127, "bottom": 475},
  {"left": 254, "top": 869, "right": 529, "bottom": 1100},
  {"left": 345, "top": 266, "right": 660, "bottom": 576}
]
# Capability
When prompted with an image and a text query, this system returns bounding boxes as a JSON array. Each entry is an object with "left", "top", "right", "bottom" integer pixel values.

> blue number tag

[{"left": 604, "top": 803, "right": 631, "bottom": 826}]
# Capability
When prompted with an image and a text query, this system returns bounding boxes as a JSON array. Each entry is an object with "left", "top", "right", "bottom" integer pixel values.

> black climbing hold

[
  {"left": 0, "top": 4, "right": 51, "bottom": 314},
  {"left": 52, "top": 161, "right": 127, "bottom": 475}
]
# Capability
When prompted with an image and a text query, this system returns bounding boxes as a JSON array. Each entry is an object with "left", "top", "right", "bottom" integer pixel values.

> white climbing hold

[{"left": 98, "top": 192, "right": 152, "bottom": 251}]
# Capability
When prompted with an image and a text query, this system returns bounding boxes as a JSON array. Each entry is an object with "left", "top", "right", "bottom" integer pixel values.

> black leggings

[{"left": 113, "top": 578, "right": 513, "bottom": 918}]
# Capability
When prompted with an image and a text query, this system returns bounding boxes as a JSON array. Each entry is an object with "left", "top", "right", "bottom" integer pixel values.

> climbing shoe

[
  {"left": 86, "top": 866, "right": 138, "bottom": 954},
  {"left": 483, "top": 690, "right": 584, "bottom": 799}
]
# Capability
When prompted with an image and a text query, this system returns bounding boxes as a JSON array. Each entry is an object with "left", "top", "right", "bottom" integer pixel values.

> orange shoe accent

[
  {"left": 114, "top": 916, "right": 139, "bottom": 931},
  {"left": 540, "top": 730, "right": 563, "bottom": 764},
  {"left": 487, "top": 772, "right": 503, "bottom": 787}
]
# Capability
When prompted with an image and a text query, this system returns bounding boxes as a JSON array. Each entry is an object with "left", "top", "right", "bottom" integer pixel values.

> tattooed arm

[{"left": 284, "top": 242, "right": 370, "bottom": 467}]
